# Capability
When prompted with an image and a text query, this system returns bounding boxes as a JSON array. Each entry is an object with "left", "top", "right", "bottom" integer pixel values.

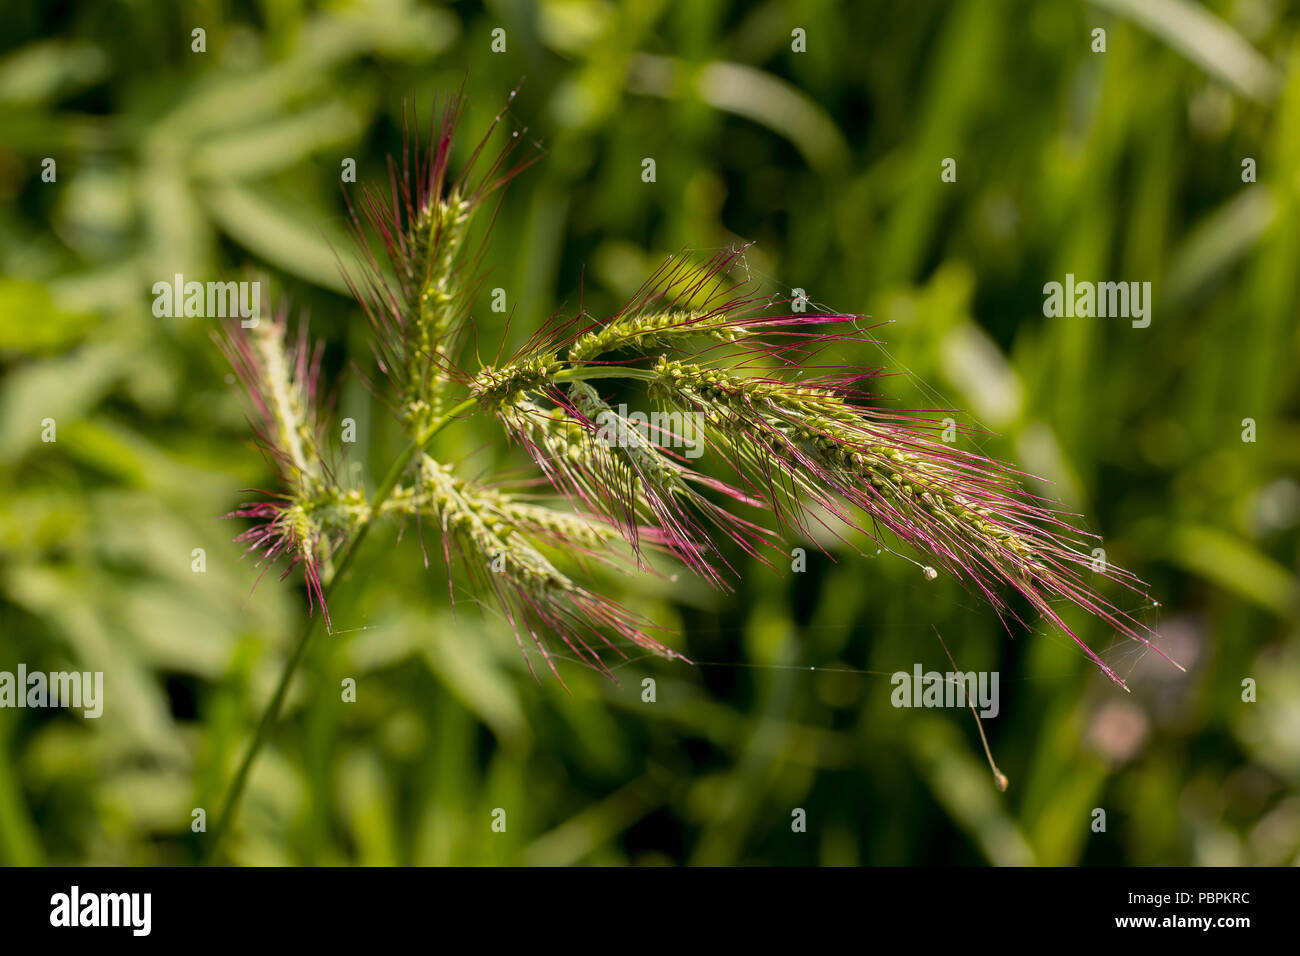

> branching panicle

[{"left": 224, "top": 93, "right": 1172, "bottom": 693}]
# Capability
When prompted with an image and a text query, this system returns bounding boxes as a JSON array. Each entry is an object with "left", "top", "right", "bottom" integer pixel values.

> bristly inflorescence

[
  {"left": 218, "top": 305, "right": 362, "bottom": 630},
  {"left": 341, "top": 88, "right": 538, "bottom": 434},
  {"left": 221, "top": 93, "right": 1174, "bottom": 690}
]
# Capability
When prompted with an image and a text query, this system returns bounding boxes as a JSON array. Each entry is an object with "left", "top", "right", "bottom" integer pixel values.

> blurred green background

[{"left": 2, "top": 0, "right": 1299, "bottom": 866}]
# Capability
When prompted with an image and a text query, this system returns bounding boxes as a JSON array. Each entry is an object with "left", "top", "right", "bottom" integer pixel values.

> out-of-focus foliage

[{"left": 1, "top": 0, "right": 1298, "bottom": 866}]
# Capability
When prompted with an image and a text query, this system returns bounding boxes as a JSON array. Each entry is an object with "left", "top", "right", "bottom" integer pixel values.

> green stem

[
  {"left": 552, "top": 366, "right": 658, "bottom": 383},
  {"left": 203, "top": 398, "right": 475, "bottom": 864}
]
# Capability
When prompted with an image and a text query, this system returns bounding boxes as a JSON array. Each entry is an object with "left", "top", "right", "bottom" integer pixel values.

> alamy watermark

[
  {"left": 891, "top": 663, "right": 999, "bottom": 718},
  {"left": 50, "top": 886, "right": 150, "bottom": 936},
  {"left": 594, "top": 405, "right": 705, "bottom": 459},
  {"left": 1042, "top": 274, "right": 1151, "bottom": 328},
  {"left": 152, "top": 274, "right": 261, "bottom": 327},
  {"left": 0, "top": 665, "right": 103, "bottom": 718}
]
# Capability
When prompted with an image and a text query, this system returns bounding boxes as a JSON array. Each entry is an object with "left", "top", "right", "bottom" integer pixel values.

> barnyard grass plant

[{"left": 206, "top": 92, "right": 1176, "bottom": 859}]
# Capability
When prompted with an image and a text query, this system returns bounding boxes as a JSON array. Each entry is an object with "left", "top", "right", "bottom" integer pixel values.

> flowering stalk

[
  {"left": 208, "top": 93, "right": 1174, "bottom": 860},
  {"left": 206, "top": 394, "right": 471, "bottom": 862},
  {"left": 414, "top": 454, "right": 679, "bottom": 683}
]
